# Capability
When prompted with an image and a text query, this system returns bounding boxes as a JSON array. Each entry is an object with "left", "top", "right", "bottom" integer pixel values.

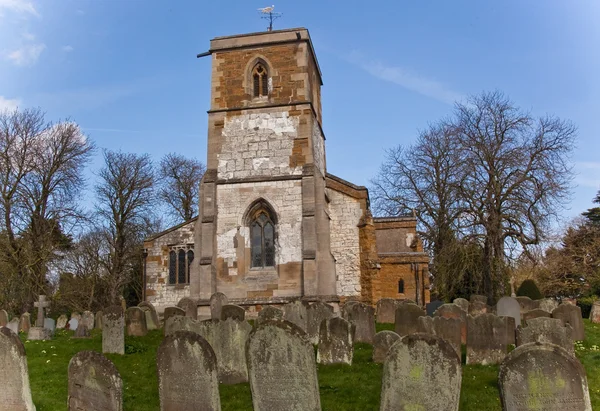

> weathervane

[{"left": 258, "top": 5, "right": 282, "bottom": 31}]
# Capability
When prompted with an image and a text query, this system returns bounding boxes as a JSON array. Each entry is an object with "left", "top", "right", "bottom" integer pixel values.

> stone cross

[{"left": 34, "top": 295, "right": 50, "bottom": 327}]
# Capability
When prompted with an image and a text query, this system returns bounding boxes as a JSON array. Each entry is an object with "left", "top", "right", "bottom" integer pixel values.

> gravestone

[
  {"left": 466, "top": 313, "right": 509, "bottom": 365},
  {"left": 497, "top": 296, "right": 521, "bottom": 328},
  {"left": 538, "top": 298, "right": 559, "bottom": 313},
  {"left": 0, "top": 327, "right": 35, "bottom": 410},
  {"left": 552, "top": 303, "right": 585, "bottom": 341},
  {"left": 103, "top": 306, "right": 125, "bottom": 355},
  {"left": 376, "top": 298, "right": 398, "bottom": 323},
  {"left": 503, "top": 316, "right": 516, "bottom": 345},
  {"left": 56, "top": 314, "right": 68, "bottom": 329},
  {"left": 343, "top": 302, "right": 375, "bottom": 344},
  {"left": 395, "top": 303, "right": 425, "bottom": 337},
  {"left": 372, "top": 330, "right": 400, "bottom": 363},
  {"left": 317, "top": 317, "right": 355, "bottom": 365},
  {"left": 71, "top": 312, "right": 82, "bottom": 321},
  {"left": 138, "top": 301, "right": 159, "bottom": 330},
  {"left": 81, "top": 311, "right": 95, "bottom": 330},
  {"left": 74, "top": 324, "right": 90, "bottom": 339},
  {"left": 19, "top": 313, "right": 31, "bottom": 333},
  {"left": 68, "top": 351, "right": 123, "bottom": 411},
  {"left": 283, "top": 300, "right": 308, "bottom": 332},
  {"left": 306, "top": 301, "right": 335, "bottom": 344},
  {"left": 470, "top": 295, "right": 487, "bottom": 305},
  {"left": 157, "top": 331, "right": 221, "bottom": 411},
  {"left": 163, "top": 306, "right": 185, "bottom": 325},
  {"left": 6, "top": 318, "right": 19, "bottom": 335},
  {"left": 0, "top": 309, "right": 8, "bottom": 326},
  {"left": 44, "top": 318, "right": 56, "bottom": 336},
  {"left": 523, "top": 309, "right": 552, "bottom": 322},
  {"left": 177, "top": 297, "right": 198, "bottom": 320},
  {"left": 220, "top": 304, "right": 245, "bottom": 322},
  {"left": 499, "top": 342, "right": 592, "bottom": 411},
  {"left": 469, "top": 301, "right": 488, "bottom": 316},
  {"left": 125, "top": 307, "right": 147, "bottom": 337},
  {"left": 453, "top": 298, "right": 469, "bottom": 312},
  {"left": 95, "top": 311, "right": 103, "bottom": 330},
  {"left": 517, "top": 317, "right": 574, "bottom": 355},
  {"left": 381, "top": 334, "right": 462, "bottom": 411},
  {"left": 209, "top": 292, "right": 228, "bottom": 320},
  {"left": 67, "top": 318, "right": 79, "bottom": 331},
  {"left": 33, "top": 295, "right": 50, "bottom": 327},
  {"left": 435, "top": 303, "right": 467, "bottom": 344},
  {"left": 589, "top": 302, "right": 600, "bottom": 324},
  {"left": 426, "top": 300, "right": 444, "bottom": 316},
  {"left": 515, "top": 296, "right": 538, "bottom": 313},
  {"left": 256, "top": 306, "right": 283, "bottom": 326},
  {"left": 164, "top": 315, "right": 197, "bottom": 336},
  {"left": 418, "top": 316, "right": 462, "bottom": 359},
  {"left": 246, "top": 321, "right": 320, "bottom": 411}
]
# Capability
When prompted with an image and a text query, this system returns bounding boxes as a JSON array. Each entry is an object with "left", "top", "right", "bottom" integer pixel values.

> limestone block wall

[{"left": 312, "top": 120, "right": 325, "bottom": 175}]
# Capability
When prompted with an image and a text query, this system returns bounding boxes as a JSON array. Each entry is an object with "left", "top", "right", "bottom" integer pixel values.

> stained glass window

[{"left": 252, "top": 63, "right": 268, "bottom": 98}]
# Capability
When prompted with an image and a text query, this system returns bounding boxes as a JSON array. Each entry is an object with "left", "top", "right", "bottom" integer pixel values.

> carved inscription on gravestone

[{"left": 68, "top": 351, "right": 123, "bottom": 411}]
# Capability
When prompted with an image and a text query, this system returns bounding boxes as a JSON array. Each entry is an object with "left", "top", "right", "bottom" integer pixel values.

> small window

[
  {"left": 168, "top": 247, "right": 194, "bottom": 285},
  {"left": 398, "top": 279, "right": 405, "bottom": 294},
  {"left": 250, "top": 212, "right": 276, "bottom": 268},
  {"left": 252, "top": 63, "right": 269, "bottom": 98},
  {"left": 169, "top": 251, "right": 176, "bottom": 284},
  {"left": 178, "top": 250, "right": 186, "bottom": 284}
]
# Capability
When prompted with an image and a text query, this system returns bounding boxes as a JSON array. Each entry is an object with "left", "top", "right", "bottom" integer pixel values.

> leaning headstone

[
  {"left": 0, "top": 327, "right": 35, "bottom": 410},
  {"left": 499, "top": 343, "right": 592, "bottom": 411},
  {"left": 343, "top": 302, "right": 375, "bottom": 344},
  {"left": 466, "top": 313, "right": 508, "bottom": 365},
  {"left": 19, "top": 312, "right": 31, "bottom": 333},
  {"left": 209, "top": 292, "right": 228, "bottom": 320},
  {"left": 74, "top": 324, "right": 90, "bottom": 339},
  {"left": 552, "top": 303, "right": 585, "bottom": 341},
  {"left": 0, "top": 309, "right": 8, "bottom": 326},
  {"left": 372, "top": 330, "right": 400, "bottom": 363},
  {"left": 6, "top": 318, "right": 19, "bottom": 335},
  {"left": 56, "top": 314, "right": 68, "bottom": 329},
  {"left": 381, "top": 334, "right": 461, "bottom": 411},
  {"left": 67, "top": 318, "right": 79, "bottom": 331},
  {"left": 497, "top": 296, "right": 521, "bottom": 328},
  {"left": 470, "top": 294, "right": 487, "bottom": 305},
  {"left": 138, "top": 301, "right": 159, "bottom": 330},
  {"left": 283, "top": 300, "right": 308, "bottom": 332},
  {"left": 68, "top": 351, "right": 123, "bottom": 411},
  {"left": 523, "top": 308, "right": 552, "bottom": 322},
  {"left": 395, "top": 303, "right": 425, "bottom": 337},
  {"left": 517, "top": 317, "right": 574, "bottom": 355},
  {"left": 220, "top": 304, "right": 245, "bottom": 322},
  {"left": 515, "top": 296, "right": 539, "bottom": 313},
  {"left": 589, "top": 302, "right": 600, "bottom": 324},
  {"left": 256, "top": 306, "right": 283, "bottom": 326},
  {"left": 418, "top": 316, "right": 462, "bottom": 359},
  {"left": 177, "top": 297, "right": 198, "bottom": 320},
  {"left": 95, "top": 311, "right": 103, "bottom": 330},
  {"left": 537, "top": 298, "right": 559, "bottom": 313},
  {"left": 81, "top": 311, "right": 95, "bottom": 330},
  {"left": 306, "top": 301, "right": 335, "bottom": 344},
  {"left": 435, "top": 303, "right": 467, "bottom": 344},
  {"left": 453, "top": 298, "right": 469, "bottom": 312},
  {"left": 426, "top": 300, "right": 444, "bottom": 317},
  {"left": 44, "top": 318, "right": 56, "bottom": 336},
  {"left": 376, "top": 298, "right": 398, "bottom": 323},
  {"left": 125, "top": 307, "right": 147, "bottom": 337},
  {"left": 157, "top": 331, "right": 221, "bottom": 411},
  {"left": 163, "top": 306, "right": 185, "bottom": 325},
  {"left": 469, "top": 301, "right": 488, "bottom": 316},
  {"left": 103, "top": 306, "right": 125, "bottom": 355},
  {"left": 247, "top": 321, "right": 320, "bottom": 411},
  {"left": 317, "top": 317, "right": 355, "bottom": 365}
]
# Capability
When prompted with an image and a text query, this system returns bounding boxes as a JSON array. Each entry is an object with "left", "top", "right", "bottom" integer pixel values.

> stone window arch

[
  {"left": 244, "top": 199, "right": 277, "bottom": 268},
  {"left": 168, "top": 246, "right": 194, "bottom": 285},
  {"left": 252, "top": 62, "right": 269, "bottom": 98}
]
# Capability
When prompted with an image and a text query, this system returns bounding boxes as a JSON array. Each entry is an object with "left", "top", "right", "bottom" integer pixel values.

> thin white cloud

[
  {"left": 575, "top": 161, "right": 600, "bottom": 189},
  {"left": 62, "top": 45, "right": 74, "bottom": 53},
  {"left": 7, "top": 43, "right": 45, "bottom": 66},
  {"left": 346, "top": 51, "right": 463, "bottom": 105},
  {"left": 0, "top": 0, "right": 39, "bottom": 17},
  {"left": 0, "top": 96, "right": 21, "bottom": 111},
  {"left": 22, "top": 31, "right": 35, "bottom": 41}
]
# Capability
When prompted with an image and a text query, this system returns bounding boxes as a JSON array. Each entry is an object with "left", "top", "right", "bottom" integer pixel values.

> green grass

[{"left": 20, "top": 321, "right": 600, "bottom": 410}]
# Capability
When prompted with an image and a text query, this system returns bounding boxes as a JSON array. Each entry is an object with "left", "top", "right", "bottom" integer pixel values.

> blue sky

[{"left": 1, "top": 0, "right": 599, "bottom": 226}]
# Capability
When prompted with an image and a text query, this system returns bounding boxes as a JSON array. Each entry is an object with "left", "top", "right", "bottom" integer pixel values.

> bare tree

[{"left": 158, "top": 153, "right": 205, "bottom": 222}]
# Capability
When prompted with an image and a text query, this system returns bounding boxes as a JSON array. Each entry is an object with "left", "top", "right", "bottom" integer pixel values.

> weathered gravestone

[
  {"left": 426, "top": 300, "right": 444, "bottom": 317},
  {"left": 434, "top": 303, "right": 467, "bottom": 344},
  {"left": 589, "top": 302, "right": 600, "bottom": 324},
  {"left": 56, "top": 314, "right": 68, "bottom": 329},
  {"left": 0, "top": 327, "right": 36, "bottom": 410},
  {"left": 418, "top": 316, "right": 462, "bottom": 359},
  {"left": 19, "top": 313, "right": 31, "bottom": 333},
  {"left": 497, "top": 296, "right": 521, "bottom": 328},
  {"left": 470, "top": 294, "right": 487, "bottom": 305},
  {"left": 504, "top": 316, "right": 517, "bottom": 345},
  {"left": 44, "top": 318, "right": 56, "bottom": 336},
  {"left": 95, "top": 311, "right": 103, "bottom": 330},
  {"left": 138, "top": 302, "right": 159, "bottom": 330},
  {"left": 523, "top": 308, "right": 552, "bottom": 322},
  {"left": 317, "top": 317, "right": 355, "bottom": 365},
  {"left": 0, "top": 309, "right": 8, "bottom": 326},
  {"left": 125, "top": 307, "right": 147, "bottom": 337},
  {"left": 395, "top": 303, "right": 425, "bottom": 337},
  {"left": 467, "top": 313, "right": 509, "bottom": 365},
  {"left": 210, "top": 292, "right": 228, "bottom": 320},
  {"left": 469, "top": 301, "right": 489, "bottom": 316},
  {"left": 380, "top": 334, "right": 462, "bottom": 411},
  {"left": 157, "top": 331, "right": 221, "bottom": 411},
  {"left": 33, "top": 295, "right": 50, "bottom": 327},
  {"left": 552, "top": 303, "right": 585, "bottom": 341},
  {"left": 306, "top": 301, "right": 335, "bottom": 344},
  {"left": 372, "top": 330, "right": 400, "bottom": 363},
  {"left": 255, "top": 306, "right": 283, "bottom": 326},
  {"left": 6, "top": 318, "right": 19, "bottom": 335},
  {"left": 376, "top": 298, "right": 398, "bottom": 323},
  {"left": 537, "top": 298, "right": 559, "bottom": 313},
  {"left": 499, "top": 342, "right": 592, "bottom": 411},
  {"left": 177, "top": 297, "right": 198, "bottom": 320},
  {"left": 220, "top": 304, "right": 245, "bottom": 322},
  {"left": 343, "top": 302, "right": 375, "bottom": 344},
  {"left": 246, "top": 321, "right": 320, "bottom": 411},
  {"left": 283, "top": 300, "right": 308, "bottom": 332},
  {"left": 453, "top": 298, "right": 469, "bottom": 312},
  {"left": 71, "top": 312, "right": 82, "bottom": 322},
  {"left": 67, "top": 318, "right": 78, "bottom": 331},
  {"left": 103, "top": 306, "right": 125, "bottom": 355},
  {"left": 517, "top": 317, "right": 574, "bottom": 355},
  {"left": 515, "top": 296, "right": 539, "bottom": 313},
  {"left": 164, "top": 315, "right": 195, "bottom": 336},
  {"left": 81, "top": 311, "right": 94, "bottom": 329},
  {"left": 68, "top": 351, "right": 123, "bottom": 411},
  {"left": 163, "top": 306, "right": 184, "bottom": 326},
  {"left": 74, "top": 324, "right": 90, "bottom": 339}
]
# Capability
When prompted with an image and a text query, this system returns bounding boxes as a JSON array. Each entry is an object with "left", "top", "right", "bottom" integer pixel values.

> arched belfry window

[
  {"left": 252, "top": 63, "right": 269, "bottom": 98},
  {"left": 245, "top": 199, "right": 277, "bottom": 268}
]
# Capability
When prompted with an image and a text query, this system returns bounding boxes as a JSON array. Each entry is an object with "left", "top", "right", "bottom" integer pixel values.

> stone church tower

[{"left": 143, "top": 28, "right": 430, "bottom": 314}]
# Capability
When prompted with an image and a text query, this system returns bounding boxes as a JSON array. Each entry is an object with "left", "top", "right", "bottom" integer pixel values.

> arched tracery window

[
  {"left": 251, "top": 212, "right": 275, "bottom": 268},
  {"left": 252, "top": 63, "right": 269, "bottom": 98},
  {"left": 168, "top": 247, "right": 194, "bottom": 285}
]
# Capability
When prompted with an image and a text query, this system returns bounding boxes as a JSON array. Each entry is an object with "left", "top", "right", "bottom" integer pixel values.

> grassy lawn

[{"left": 21, "top": 321, "right": 600, "bottom": 410}]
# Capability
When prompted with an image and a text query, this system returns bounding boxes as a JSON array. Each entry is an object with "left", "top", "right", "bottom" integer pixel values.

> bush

[
  {"left": 516, "top": 279, "right": 543, "bottom": 300},
  {"left": 577, "top": 295, "right": 597, "bottom": 318}
]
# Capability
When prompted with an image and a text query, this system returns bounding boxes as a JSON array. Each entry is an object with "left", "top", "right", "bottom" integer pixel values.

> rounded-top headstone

[
  {"left": 56, "top": 314, "right": 68, "bottom": 329},
  {"left": 589, "top": 302, "right": 600, "bottom": 324},
  {"left": 395, "top": 303, "right": 425, "bottom": 337},
  {"left": 220, "top": 304, "right": 245, "bottom": 321},
  {"left": 376, "top": 298, "right": 398, "bottom": 324},
  {"left": 68, "top": 351, "right": 123, "bottom": 411},
  {"left": 434, "top": 303, "right": 467, "bottom": 344},
  {"left": 163, "top": 306, "right": 185, "bottom": 325},
  {"left": 342, "top": 302, "right": 375, "bottom": 344},
  {"left": 210, "top": 292, "right": 228, "bottom": 320},
  {"left": 19, "top": 312, "right": 31, "bottom": 332},
  {"left": 138, "top": 301, "right": 159, "bottom": 330},
  {"left": 125, "top": 307, "right": 147, "bottom": 337},
  {"left": 283, "top": 300, "right": 308, "bottom": 332},
  {"left": 306, "top": 301, "right": 335, "bottom": 344},
  {"left": 317, "top": 317, "right": 355, "bottom": 365},
  {"left": 103, "top": 306, "right": 125, "bottom": 355},
  {"left": 453, "top": 298, "right": 469, "bottom": 312},
  {"left": 496, "top": 296, "right": 521, "bottom": 328},
  {"left": 0, "top": 327, "right": 35, "bottom": 410},
  {"left": 177, "top": 297, "right": 198, "bottom": 320},
  {"left": 517, "top": 317, "right": 574, "bottom": 355},
  {"left": 372, "top": 330, "right": 400, "bottom": 363},
  {"left": 552, "top": 303, "right": 585, "bottom": 341},
  {"left": 81, "top": 310, "right": 94, "bottom": 329},
  {"left": 256, "top": 306, "right": 283, "bottom": 326},
  {"left": 0, "top": 309, "right": 8, "bottom": 326}
]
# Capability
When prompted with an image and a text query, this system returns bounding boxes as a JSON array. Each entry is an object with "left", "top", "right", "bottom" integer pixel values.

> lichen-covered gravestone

[
  {"left": 103, "top": 306, "right": 125, "bottom": 355},
  {"left": 453, "top": 298, "right": 469, "bottom": 312},
  {"left": 589, "top": 302, "right": 600, "bottom": 324},
  {"left": 283, "top": 300, "right": 308, "bottom": 332},
  {"left": 81, "top": 311, "right": 95, "bottom": 329},
  {"left": 394, "top": 303, "right": 425, "bottom": 337},
  {"left": 552, "top": 303, "right": 585, "bottom": 341},
  {"left": 74, "top": 323, "right": 90, "bottom": 339},
  {"left": 210, "top": 292, "right": 228, "bottom": 320},
  {"left": 469, "top": 301, "right": 488, "bottom": 316},
  {"left": 418, "top": 316, "right": 462, "bottom": 359},
  {"left": 343, "top": 302, "right": 375, "bottom": 344},
  {"left": 497, "top": 296, "right": 521, "bottom": 328},
  {"left": 317, "top": 317, "right": 355, "bottom": 365},
  {"left": 255, "top": 306, "right": 283, "bottom": 326},
  {"left": 376, "top": 298, "right": 398, "bottom": 324},
  {"left": 247, "top": 321, "right": 321, "bottom": 411},
  {"left": 125, "top": 307, "right": 147, "bottom": 337},
  {"left": 522, "top": 309, "right": 552, "bottom": 322},
  {"left": 306, "top": 301, "right": 335, "bottom": 344},
  {"left": 434, "top": 303, "right": 467, "bottom": 344},
  {"left": 499, "top": 342, "right": 592, "bottom": 411},
  {"left": 537, "top": 298, "right": 559, "bottom": 313},
  {"left": 220, "top": 304, "right": 246, "bottom": 322},
  {"left": 68, "top": 351, "right": 123, "bottom": 411},
  {"left": 163, "top": 306, "right": 185, "bottom": 326},
  {"left": 157, "top": 331, "right": 221, "bottom": 411},
  {"left": 177, "top": 297, "right": 198, "bottom": 320},
  {"left": 19, "top": 313, "right": 31, "bottom": 333},
  {"left": 138, "top": 302, "right": 159, "bottom": 330},
  {"left": 372, "top": 330, "right": 400, "bottom": 363},
  {"left": 517, "top": 317, "right": 574, "bottom": 355},
  {"left": 466, "top": 313, "right": 509, "bottom": 365},
  {"left": 0, "top": 309, "right": 8, "bottom": 326},
  {"left": 380, "top": 334, "right": 462, "bottom": 411},
  {"left": 0, "top": 327, "right": 36, "bottom": 410},
  {"left": 71, "top": 312, "right": 82, "bottom": 322},
  {"left": 56, "top": 314, "right": 68, "bottom": 329}
]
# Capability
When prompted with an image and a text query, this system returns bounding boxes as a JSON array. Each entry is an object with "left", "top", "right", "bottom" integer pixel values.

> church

[{"left": 142, "top": 28, "right": 430, "bottom": 315}]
